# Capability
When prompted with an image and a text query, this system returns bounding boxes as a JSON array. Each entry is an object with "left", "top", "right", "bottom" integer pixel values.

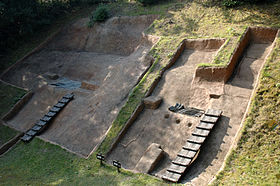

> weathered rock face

[
  {"left": 134, "top": 143, "right": 164, "bottom": 173},
  {"left": 143, "top": 96, "right": 162, "bottom": 109}
]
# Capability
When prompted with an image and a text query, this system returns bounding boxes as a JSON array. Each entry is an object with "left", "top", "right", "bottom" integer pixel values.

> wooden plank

[
  {"left": 205, "top": 109, "right": 222, "bottom": 117},
  {"left": 201, "top": 115, "right": 218, "bottom": 123},
  {"left": 167, "top": 163, "right": 186, "bottom": 174},
  {"left": 31, "top": 125, "right": 43, "bottom": 132},
  {"left": 172, "top": 156, "right": 192, "bottom": 166},
  {"left": 177, "top": 149, "right": 197, "bottom": 159},
  {"left": 187, "top": 135, "right": 206, "bottom": 144},
  {"left": 26, "top": 130, "right": 37, "bottom": 136},
  {"left": 36, "top": 120, "right": 47, "bottom": 126},
  {"left": 50, "top": 106, "right": 61, "bottom": 113},
  {"left": 162, "top": 171, "right": 181, "bottom": 183},
  {"left": 59, "top": 98, "right": 70, "bottom": 104},
  {"left": 192, "top": 128, "right": 210, "bottom": 137},
  {"left": 46, "top": 111, "right": 56, "bottom": 117},
  {"left": 41, "top": 115, "right": 52, "bottom": 122},
  {"left": 54, "top": 102, "right": 65, "bottom": 108},
  {"left": 21, "top": 134, "right": 33, "bottom": 142},
  {"left": 197, "top": 121, "right": 214, "bottom": 130},
  {"left": 183, "top": 142, "right": 201, "bottom": 151},
  {"left": 63, "top": 93, "right": 74, "bottom": 100}
]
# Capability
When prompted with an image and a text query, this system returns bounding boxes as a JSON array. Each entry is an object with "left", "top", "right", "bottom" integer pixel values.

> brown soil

[
  {"left": 1, "top": 15, "right": 158, "bottom": 157},
  {"left": 107, "top": 38, "right": 273, "bottom": 185},
  {"left": 107, "top": 47, "right": 219, "bottom": 170}
]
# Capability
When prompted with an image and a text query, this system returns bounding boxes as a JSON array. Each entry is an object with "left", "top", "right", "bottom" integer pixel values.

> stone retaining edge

[
  {"left": 0, "top": 132, "right": 24, "bottom": 156},
  {"left": 2, "top": 91, "right": 34, "bottom": 121}
]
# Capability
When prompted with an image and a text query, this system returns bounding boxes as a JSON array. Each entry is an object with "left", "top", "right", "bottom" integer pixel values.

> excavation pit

[
  {"left": 106, "top": 27, "right": 279, "bottom": 185},
  {"left": 1, "top": 15, "right": 158, "bottom": 157}
]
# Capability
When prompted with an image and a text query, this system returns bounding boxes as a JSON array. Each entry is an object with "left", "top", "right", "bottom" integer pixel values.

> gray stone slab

[
  {"left": 36, "top": 120, "right": 47, "bottom": 126},
  {"left": 201, "top": 115, "right": 219, "bottom": 123},
  {"left": 172, "top": 156, "right": 192, "bottom": 167},
  {"left": 134, "top": 143, "right": 164, "bottom": 173},
  {"left": 46, "top": 111, "right": 56, "bottom": 117},
  {"left": 26, "top": 130, "right": 37, "bottom": 136},
  {"left": 21, "top": 134, "right": 33, "bottom": 142},
  {"left": 32, "top": 125, "right": 43, "bottom": 132},
  {"left": 178, "top": 149, "right": 197, "bottom": 159},
  {"left": 187, "top": 135, "right": 206, "bottom": 144},
  {"left": 197, "top": 121, "right": 214, "bottom": 130},
  {"left": 183, "top": 142, "right": 201, "bottom": 151},
  {"left": 162, "top": 171, "right": 181, "bottom": 183},
  {"left": 54, "top": 102, "right": 65, "bottom": 108},
  {"left": 41, "top": 115, "right": 52, "bottom": 122},
  {"left": 143, "top": 96, "right": 162, "bottom": 110},
  {"left": 167, "top": 163, "right": 187, "bottom": 174},
  {"left": 192, "top": 128, "right": 210, "bottom": 137},
  {"left": 50, "top": 106, "right": 61, "bottom": 113},
  {"left": 63, "top": 93, "right": 74, "bottom": 100},
  {"left": 205, "top": 109, "right": 222, "bottom": 117},
  {"left": 59, "top": 98, "right": 70, "bottom": 104}
]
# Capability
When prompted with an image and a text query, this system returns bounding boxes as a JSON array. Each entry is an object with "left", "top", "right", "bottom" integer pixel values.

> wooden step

[
  {"left": 197, "top": 121, "right": 214, "bottom": 130},
  {"left": 187, "top": 135, "right": 206, "bottom": 144},
  {"left": 192, "top": 128, "right": 210, "bottom": 137},
  {"left": 167, "top": 163, "right": 187, "bottom": 174}
]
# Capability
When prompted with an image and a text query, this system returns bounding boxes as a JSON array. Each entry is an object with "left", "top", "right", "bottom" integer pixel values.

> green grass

[
  {"left": 0, "top": 82, "right": 26, "bottom": 118},
  {"left": 213, "top": 33, "right": 280, "bottom": 185},
  {"left": 0, "top": 82, "right": 25, "bottom": 146},
  {"left": 1, "top": 0, "right": 280, "bottom": 185},
  {"left": 0, "top": 138, "right": 165, "bottom": 185},
  {"left": 0, "top": 125, "right": 19, "bottom": 147}
]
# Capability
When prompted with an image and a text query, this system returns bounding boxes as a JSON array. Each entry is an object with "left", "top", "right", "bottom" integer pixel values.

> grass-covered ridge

[{"left": 213, "top": 33, "right": 280, "bottom": 185}]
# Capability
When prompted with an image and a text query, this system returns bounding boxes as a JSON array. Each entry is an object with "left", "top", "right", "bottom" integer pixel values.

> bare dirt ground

[
  {"left": 107, "top": 48, "right": 219, "bottom": 171},
  {"left": 107, "top": 40, "right": 272, "bottom": 185},
  {"left": 1, "top": 15, "right": 158, "bottom": 157}
]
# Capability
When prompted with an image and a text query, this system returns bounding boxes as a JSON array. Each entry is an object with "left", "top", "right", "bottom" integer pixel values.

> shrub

[
  {"left": 137, "top": 0, "right": 160, "bottom": 6},
  {"left": 222, "top": 0, "right": 241, "bottom": 7},
  {"left": 222, "top": 0, "right": 277, "bottom": 7},
  {"left": 88, "top": 5, "right": 109, "bottom": 27}
]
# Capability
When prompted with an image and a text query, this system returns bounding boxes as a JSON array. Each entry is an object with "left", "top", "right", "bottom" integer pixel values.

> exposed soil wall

[
  {"left": 184, "top": 39, "right": 225, "bottom": 51},
  {"left": 195, "top": 27, "right": 278, "bottom": 82},
  {"left": 46, "top": 15, "right": 158, "bottom": 56}
]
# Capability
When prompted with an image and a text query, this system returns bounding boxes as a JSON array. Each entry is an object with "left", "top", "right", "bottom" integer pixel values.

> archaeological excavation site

[{"left": 1, "top": 11, "right": 279, "bottom": 185}]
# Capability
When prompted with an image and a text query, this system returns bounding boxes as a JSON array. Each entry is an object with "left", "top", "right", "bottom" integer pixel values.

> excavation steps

[
  {"left": 21, "top": 93, "right": 74, "bottom": 142},
  {"left": 162, "top": 108, "right": 222, "bottom": 183}
]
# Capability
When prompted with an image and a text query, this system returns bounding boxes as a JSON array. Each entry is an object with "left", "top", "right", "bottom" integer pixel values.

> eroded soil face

[{"left": 2, "top": 15, "right": 158, "bottom": 157}]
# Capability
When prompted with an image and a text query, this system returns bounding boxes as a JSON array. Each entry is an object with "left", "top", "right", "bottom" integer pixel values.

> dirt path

[{"left": 107, "top": 49, "right": 218, "bottom": 171}]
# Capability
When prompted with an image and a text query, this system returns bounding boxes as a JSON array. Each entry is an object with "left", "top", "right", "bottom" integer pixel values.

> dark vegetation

[
  {"left": 222, "top": 0, "right": 277, "bottom": 7},
  {"left": 0, "top": 0, "right": 108, "bottom": 73},
  {"left": 88, "top": 4, "right": 110, "bottom": 27},
  {"left": 136, "top": 0, "right": 161, "bottom": 6}
]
